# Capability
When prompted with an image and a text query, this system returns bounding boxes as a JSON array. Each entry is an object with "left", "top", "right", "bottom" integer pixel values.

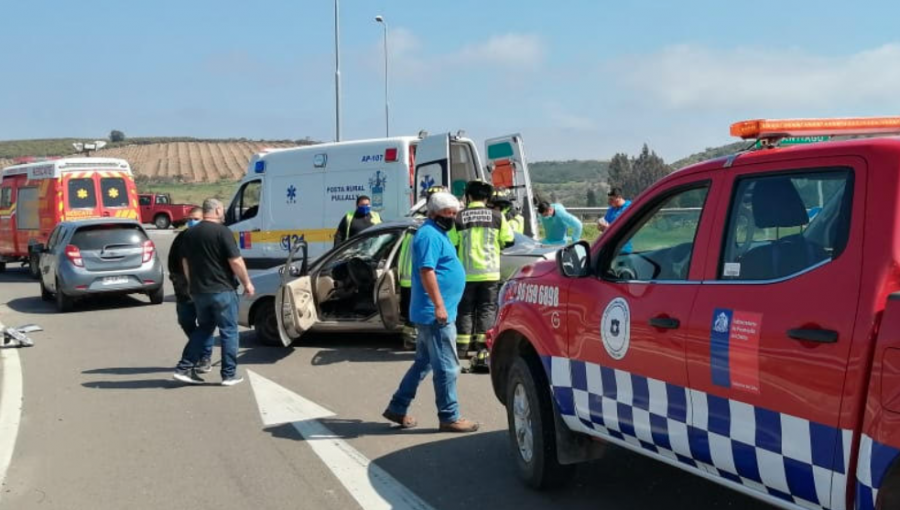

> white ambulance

[{"left": 225, "top": 132, "right": 538, "bottom": 268}]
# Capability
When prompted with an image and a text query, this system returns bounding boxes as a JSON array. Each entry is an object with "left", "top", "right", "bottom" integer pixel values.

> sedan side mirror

[{"left": 556, "top": 241, "right": 591, "bottom": 278}]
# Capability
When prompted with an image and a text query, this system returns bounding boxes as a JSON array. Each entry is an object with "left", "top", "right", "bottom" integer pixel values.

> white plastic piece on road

[
  {"left": 247, "top": 370, "right": 435, "bottom": 510},
  {"left": 0, "top": 348, "right": 23, "bottom": 504}
]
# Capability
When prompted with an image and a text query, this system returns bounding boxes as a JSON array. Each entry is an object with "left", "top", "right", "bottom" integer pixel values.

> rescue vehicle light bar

[{"left": 731, "top": 116, "right": 900, "bottom": 140}]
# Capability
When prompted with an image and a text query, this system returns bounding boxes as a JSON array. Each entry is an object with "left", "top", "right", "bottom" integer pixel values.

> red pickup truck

[
  {"left": 138, "top": 193, "right": 198, "bottom": 229},
  {"left": 488, "top": 116, "right": 900, "bottom": 510}
]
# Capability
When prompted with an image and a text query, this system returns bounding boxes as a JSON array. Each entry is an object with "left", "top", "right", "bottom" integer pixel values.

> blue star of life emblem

[
  {"left": 286, "top": 185, "right": 297, "bottom": 204},
  {"left": 419, "top": 175, "right": 436, "bottom": 196}
]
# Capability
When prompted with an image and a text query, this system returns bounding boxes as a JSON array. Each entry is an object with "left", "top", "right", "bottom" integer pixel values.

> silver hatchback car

[{"left": 36, "top": 219, "right": 165, "bottom": 312}]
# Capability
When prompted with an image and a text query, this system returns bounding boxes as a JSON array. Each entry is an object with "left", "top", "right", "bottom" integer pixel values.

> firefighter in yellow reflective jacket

[
  {"left": 490, "top": 188, "right": 524, "bottom": 234},
  {"left": 455, "top": 180, "right": 514, "bottom": 370},
  {"left": 398, "top": 186, "right": 449, "bottom": 349}
]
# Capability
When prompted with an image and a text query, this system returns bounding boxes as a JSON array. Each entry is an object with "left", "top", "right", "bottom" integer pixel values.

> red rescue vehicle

[
  {"left": 488, "top": 117, "right": 900, "bottom": 510},
  {"left": 0, "top": 157, "right": 140, "bottom": 276}
]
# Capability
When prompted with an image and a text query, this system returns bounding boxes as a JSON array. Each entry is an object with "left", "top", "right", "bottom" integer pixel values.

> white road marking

[
  {"left": 248, "top": 370, "right": 435, "bottom": 510},
  {"left": 0, "top": 348, "right": 23, "bottom": 504}
]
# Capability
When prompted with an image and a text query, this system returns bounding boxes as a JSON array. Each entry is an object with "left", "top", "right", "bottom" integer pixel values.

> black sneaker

[
  {"left": 173, "top": 369, "right": 204, "bottom": 384},
  {"left": 221, "top": 375, "right": 244, "bottom": 387},
  {"left": 195, "top": 357, "right": 212, "bottom": 374}
]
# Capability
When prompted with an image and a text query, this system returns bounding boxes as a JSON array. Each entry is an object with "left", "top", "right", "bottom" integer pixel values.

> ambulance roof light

[
  {"left": 418, "top": 130, "right": 428, "bottom": 139},
  {"left": 731, "top": 117, "right": 900, "bottom": 140}
]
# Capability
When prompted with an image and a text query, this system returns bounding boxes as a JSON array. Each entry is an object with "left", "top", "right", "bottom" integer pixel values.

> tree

[
  {"left": 110, "top": 130, "right": 126, "bottom": 143},
  {"left": 607, "top": 153, "right": 631, "bottom": 192},
  {"left": 586, "top": 188, "right": 598, "bottom": 207},
  {"left": 630, "top": 144, "right": 671, "bottom": 197}
]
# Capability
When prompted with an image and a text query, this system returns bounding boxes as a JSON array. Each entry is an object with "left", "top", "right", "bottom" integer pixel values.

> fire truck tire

[
  {"left": 0, "top": 262, "right": 5, "bottom": 273},
  {"left": 148, "top": 286, "right": 164, "bottom": 305},
  {"left": 154, "top": 214, "right": 171, "bottom": 230},
  {"left": 28, "top": 254, "right": 40, "bottom": 279},
  {"left": 506, "top": 356, "right": 574, "bottom": 490},
  {"left": 40, "top": 280, "right": 52, "bottom": 302},
  {"left": 55, "top": 281, "right": 73, "bottom": 313}
]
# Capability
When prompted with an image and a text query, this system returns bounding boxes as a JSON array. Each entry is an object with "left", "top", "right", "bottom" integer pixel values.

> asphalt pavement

[{"left": 0, "top": 229, "right": 770, "bottom": 509}]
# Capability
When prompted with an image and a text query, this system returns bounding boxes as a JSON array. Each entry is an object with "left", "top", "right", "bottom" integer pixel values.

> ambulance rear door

[
  {"left": 413, "top": 133, "right": 450, "bottom": 202},
  {"left": 63, "top": 173, "right": 102, "bottom": 220},
  {"left": 485, "top": 134, "right": 538, "bottom": 238}
]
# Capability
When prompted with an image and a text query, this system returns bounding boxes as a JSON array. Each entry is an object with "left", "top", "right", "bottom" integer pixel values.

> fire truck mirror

[{"left": 557, "top": 241, "right": 590, "bottom": 278}]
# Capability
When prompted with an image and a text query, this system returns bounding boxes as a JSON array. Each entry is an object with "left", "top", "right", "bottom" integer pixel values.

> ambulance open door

[
  {"left": 485, "top": 134, "right": 538, "bottom": 238},
  {"left": 413, "top": 133, "right": 450, "bottom": 202}
]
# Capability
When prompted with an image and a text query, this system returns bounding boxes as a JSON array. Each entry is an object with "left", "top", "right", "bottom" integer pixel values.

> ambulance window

[
  {"left": 720, "top": 169, "right": 852, "bottom": 281},
  {"left": 0, "top": 187, "right": 11, "bottom": 209},
  {"left": 100, "top": 178, "right": 129, "bottom": 208},
  {"left": 450, "top": 143, "right": 477, "bottom": 199},
  {"left": 68, "top": 178, "right": 97, "bottom": 209},
  {"left": 605, "top": 185, "right": 709, "bottom": 282},
  {"left": 227, "top": 180, "right": 261, "bottom": 225}
]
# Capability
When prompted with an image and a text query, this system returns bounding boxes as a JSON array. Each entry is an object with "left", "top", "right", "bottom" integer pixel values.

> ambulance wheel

[
  {"left": 40, "top": 279, "right": 52, "bottom": 302},
  {"left": 506, "top": 356, "right": 573, "bottom": 490},
  {"left": 55, "top": 281, "right": 73, "bottom": 313},
  {"left": 253, "top": 300, "right": 281, "bottom": 346},
  {"left": 148, "top": 286, "right": 164, "bottom": 305},
  {"left": 154, "top": 214, "right": 171, "bottom": 230}
]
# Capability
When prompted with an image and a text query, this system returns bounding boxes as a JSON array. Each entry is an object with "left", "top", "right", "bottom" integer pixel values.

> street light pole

[
  {"left": 375, "top": 15, "right": 389, "bottom": 137},
  {"left": 334, "top": 0, "right": 342, "bottom": 142}
]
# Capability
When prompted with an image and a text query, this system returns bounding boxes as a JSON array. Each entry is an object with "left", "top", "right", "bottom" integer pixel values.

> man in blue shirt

[
  {"left": 598, "top": 187, "right": 632, "bottom": 233},
  {"left": 383, "top": 192, "right": 479, "bottom": 433},
  {"left": 538, "top": 201, "right": 583, "bottom": 245}
]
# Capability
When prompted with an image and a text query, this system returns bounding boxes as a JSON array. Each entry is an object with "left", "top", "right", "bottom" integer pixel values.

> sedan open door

[{"left": 275, "top": 240, "right": 316, "bottom": 346}]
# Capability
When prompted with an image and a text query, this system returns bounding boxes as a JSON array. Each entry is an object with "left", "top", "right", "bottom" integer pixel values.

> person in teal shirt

[{"left": 538, "top": 201, "right": 583, "bottom": 245}]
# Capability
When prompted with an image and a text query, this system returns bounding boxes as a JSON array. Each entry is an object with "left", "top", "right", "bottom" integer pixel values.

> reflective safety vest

[
  {"left": 504, "top": 207, "right": 525, "bottom": 234},
  {"left": 344, "top": 210, "right": 381, "bottom": 239},
  {"left": 455, "top": 201, "right": 514, "bottom": 282},
  {"left": 398, "top": 230, "right": 414, "bottom": 288}
]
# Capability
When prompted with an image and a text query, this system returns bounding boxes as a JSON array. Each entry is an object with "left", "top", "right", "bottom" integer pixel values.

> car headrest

[{"left": 751, "top": 178, "right": 809, "bottom": 228}]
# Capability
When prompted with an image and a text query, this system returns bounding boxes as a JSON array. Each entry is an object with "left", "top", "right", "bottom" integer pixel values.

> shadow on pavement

[
  {"left": 0, "top": 266, "right": 34, "bottom": 282},
  {"left": 82, "top": 379, "right": 183, "bottom": 390},
  {"left": 5, "top": 294, "right": 151, "bottom": 315},
  {"left": 299, "top": 332, "right": 416, "bottom": 366},
  {"left": 82, "top": 367, "right": 174, "bottom": 375}
]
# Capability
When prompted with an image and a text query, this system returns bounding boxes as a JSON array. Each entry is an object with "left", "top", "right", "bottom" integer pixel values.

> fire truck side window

[
  {"left": 68, "top": 178, "right": 97, "bottom": 209},
  {"left": 720, "top": 169, "right": 853, "bottom": 281},
  {"left": 0, "top": 187, "right": 11, "bottom": 209},
  {"left": 100, "top": 178, "right": 129, "bottom": 208},
  {"left": 605, "top": 185, "right": 709, "bottom": 282}
]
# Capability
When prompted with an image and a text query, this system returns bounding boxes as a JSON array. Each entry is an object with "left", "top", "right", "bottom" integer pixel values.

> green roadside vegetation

[{"left": 135, "top": 176, "right": 238, "bottom": 205}]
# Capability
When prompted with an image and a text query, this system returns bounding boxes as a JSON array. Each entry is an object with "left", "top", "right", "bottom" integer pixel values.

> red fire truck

[
  {"left": 0, "top": 158, "right": 140, "bottom": 276},
  {"left": 488, "top": 117, "right": 900, "bottom": 510}
]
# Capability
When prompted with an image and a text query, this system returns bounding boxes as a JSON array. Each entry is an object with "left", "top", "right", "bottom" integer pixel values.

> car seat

[{"left": 739, "top": 178, "right": 828, "bottom": 280}]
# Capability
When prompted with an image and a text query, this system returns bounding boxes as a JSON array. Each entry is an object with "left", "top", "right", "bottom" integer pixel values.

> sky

[{"left": 3, "top": 0, "right": 900, "bottom": 162}]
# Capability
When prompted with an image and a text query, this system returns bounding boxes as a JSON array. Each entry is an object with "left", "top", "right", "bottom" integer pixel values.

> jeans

[
  {"left": 176, "top": 291, "right": 239, "bottom": 378},
  {"left": 176, "top": 300, "right": 214, "bottom": 362},
  {"left": 388, "top": 322, "right": 461, "bottom": 424}
]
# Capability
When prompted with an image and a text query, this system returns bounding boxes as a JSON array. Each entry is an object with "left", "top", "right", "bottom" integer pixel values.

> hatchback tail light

[
  {"left": 65, "top": 245, "right": 83, "bottom": 267},
  {"left": 142, "top": 240, "right": 155, "bottom": 263}
]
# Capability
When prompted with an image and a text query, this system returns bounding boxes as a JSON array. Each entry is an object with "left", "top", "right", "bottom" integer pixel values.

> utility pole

[{"left": 334, "top": 0, "right": 342, "bottom": 141}]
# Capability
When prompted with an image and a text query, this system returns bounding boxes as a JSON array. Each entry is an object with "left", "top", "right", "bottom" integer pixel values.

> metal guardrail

[{"left": 566, "top": 207, "right": 702, "bottom": 219}]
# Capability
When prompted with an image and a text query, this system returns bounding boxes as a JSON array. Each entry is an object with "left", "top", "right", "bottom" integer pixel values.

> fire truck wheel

[
  {"left": 55, "top": 281, "right": 73, "bottom": 313},
  {"left": 506, "top": 356, "right": 573, "bottom": 489},
  {"left": 148, "top": 286, "right": 164, "bottom": 305},
  {"left": 28, "top": 254, "right": 40, "bottom": 279},
  {"left": 40, "top": 279, "right": 52, "bottom": 302},
  {"left": 154, "top": 214, "right": 171, "bottom": 230},
  {"left": 0, "top": 262, "right": 5, "bottom": 273}
]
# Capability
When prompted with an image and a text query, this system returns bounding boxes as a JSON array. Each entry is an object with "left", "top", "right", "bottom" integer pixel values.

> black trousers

[{"left": 455, "top": 280, "right": 500, "bottom": 350}]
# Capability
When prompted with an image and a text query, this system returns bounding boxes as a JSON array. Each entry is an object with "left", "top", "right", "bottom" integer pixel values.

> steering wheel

[{"left": 635, "top": 253, "right": 662, "bottom": 279}]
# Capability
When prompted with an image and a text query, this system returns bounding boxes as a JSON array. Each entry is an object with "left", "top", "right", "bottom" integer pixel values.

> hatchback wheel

[
  {"left": 148, "top": 286, "right": 164, "bottom": 305},
  {"left": 28, "top": 254, "right": 40, "bottom": 279},
  {"left": 254, "top": 299, "right": 282, "bottom": 346},
  {"left": 505, "top": 356, "right": 573, "bottom": 489},
  {"left": 55, "top": 280, "right": 73, "bottom": 313},
  {"left": 40, "top": 279, "right": 52, "bottom": 302}
]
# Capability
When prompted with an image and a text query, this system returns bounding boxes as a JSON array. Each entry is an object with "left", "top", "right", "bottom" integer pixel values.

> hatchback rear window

[
  {"left": 70, "top": 225, "right": 147, "bottom": 250},
  {"left": 68, "top": 178, "right": 97, "bottom": 209},
  {"left": 101, "top": 178, "right": 129, "bottom": 208}
]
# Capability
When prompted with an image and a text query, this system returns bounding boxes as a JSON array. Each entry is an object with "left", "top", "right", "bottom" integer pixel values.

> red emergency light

[
  {"left": 731, "top": 116, "right": 900, "bottom": 140},
  {"left": 384, "top": 147, "right": 399, "bottom": 162}
]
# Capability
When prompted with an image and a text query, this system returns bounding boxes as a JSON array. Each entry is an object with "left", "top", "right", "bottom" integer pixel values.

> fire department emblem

[{"left": 601, "top": 297, "right": 631, "bottom": 360}]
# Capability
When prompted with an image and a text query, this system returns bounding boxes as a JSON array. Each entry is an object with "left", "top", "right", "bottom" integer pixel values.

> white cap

[{"left": 427, "top": 192, "right": 460, "bottom": 214}]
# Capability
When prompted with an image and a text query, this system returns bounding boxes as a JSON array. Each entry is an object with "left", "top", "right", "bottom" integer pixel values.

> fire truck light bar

[{"left": 731, "top": 117, "right": 900, "bottom": 140}]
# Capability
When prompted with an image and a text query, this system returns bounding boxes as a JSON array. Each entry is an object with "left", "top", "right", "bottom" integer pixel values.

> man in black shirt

[
  {"left": 333, "top": 195, "right": 382, "bottom": 246},
  {"left": 173, "top": 199, "right": 255, "bottom": 386},
  {"left": 168, "top": 207, "right": 215, "bottom": 373}
]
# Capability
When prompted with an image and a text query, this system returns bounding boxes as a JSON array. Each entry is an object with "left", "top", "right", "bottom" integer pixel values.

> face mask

[
  {"left": 357, "top": 205, "right": 371, "bottom": 215},
  {"left": 187, "top": 219, "right": 201, "bottom": 228},
  {"left": 434, "top": 215, "right": 455, "bottom": 231}
]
